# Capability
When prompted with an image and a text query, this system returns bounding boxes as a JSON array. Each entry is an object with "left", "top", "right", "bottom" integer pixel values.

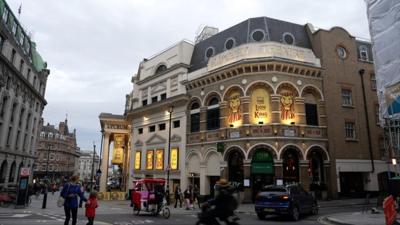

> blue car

[{"left": 254, "top": 184, "right": 318, "bottom": 221}]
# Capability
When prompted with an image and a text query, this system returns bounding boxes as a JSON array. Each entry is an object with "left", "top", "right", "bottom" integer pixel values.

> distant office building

[
  {"left": 0, "top": 0, "right": 49, "bottom": 189},
  {"left": 34, "top": 119, "right": 79, "bottom": 181},
  {"left": 78, "top": 150, "right": 99, "bottom": 182}
]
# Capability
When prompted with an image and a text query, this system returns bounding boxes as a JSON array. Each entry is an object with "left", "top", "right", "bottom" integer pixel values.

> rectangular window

[
  {"left": 170, "top": 148, "right": 179, "bottom": 170},
  {"left": 19, "top": 59, "right": 24, "bottom": 72},
  {"left": 146, "top": 150, "right": 154, "bottom": 170},
  {"left": 190, "top": 113, "right": 200, "bottom": 132},
  {"left": 160, "top": 93, "right": 167, "bottom": 100},
  {"left": 375, "top": 104, "right": 380, "bottom": 124},
  {"left": 149, "top": 125, "right": 155, "bottom": 132},
  {"left": 207, "top": 108, "right": 220, "bottom": 130},
  {"left": 341, "top": 89, "right": 352, "bottom": 106},
  {"left": 10, "top": 103, "right": 17, "bottom": 122},
  {"left": 11, "top": 49, "right": 16, "bottom": 64},
  {"left": 305, "top": 104, "right": 318, "bottom": 126},
  {"left": 138, "top": 128, "right": 143, "bottom": 134},
  {"left": 155, "top": 149, "right": 164, "bottom": 170},
  {"left": 173, "top": 120, "right": 180, "bottom": 128},
  {"left": 19, "top": 108, "right": 25, "bottom": 127},
  {"left": 151, "top": 96, "right": 157, "bottom": 103},
  {"left": 11, "top": 21, "right": 17, "bottom": 35},
  {"left": 371, "top": 75, "right": 376, "bottom": 91},
  {"left": 27, "top": 69, "right": 31, "bottom": 81},
  {"left": 19, "top": 32, "right": 24, "bottom": 45},
  {"left": 134, "top": 151, "right": 141, "bottom": 170},
  {"left": 0, "top": 35, "right": 4, "bottom": 52},
  {"left": 159, "top": 123, "right": 166, "bottom": 131},
  {"left": 2, "top": 8, "right": 9, "bottom": 23},
  {"left": 345, "top": 122, "right": 356, "bottom": 139},
  {"left": 15, "top": 131, "right": 20, "bottom": 149},
  {"left": 6, "top": 126, "right": 12, "bottom": 146},
  {"left": 142, "top": 99, "right": 147, "bottom": 106},
  {"left": 25, "top": 113, "right": 31, "bottom": 130}
]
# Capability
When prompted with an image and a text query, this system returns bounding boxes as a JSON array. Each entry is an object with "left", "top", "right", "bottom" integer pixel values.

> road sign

[{"left": 20, "top": 167, "right": 30, "bottom": 177}]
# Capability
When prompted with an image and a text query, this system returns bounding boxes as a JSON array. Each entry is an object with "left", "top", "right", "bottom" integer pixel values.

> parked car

[{"left": 254, "top": 184, "right": 318, "bottom": 221}]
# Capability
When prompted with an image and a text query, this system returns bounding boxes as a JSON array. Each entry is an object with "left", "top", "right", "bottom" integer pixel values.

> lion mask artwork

[
  {"left": 228, "top": 93, "right": 241, "bottom": 124},
  {"left": 280, "top": 92, "right": 295, "bottom": 120}
]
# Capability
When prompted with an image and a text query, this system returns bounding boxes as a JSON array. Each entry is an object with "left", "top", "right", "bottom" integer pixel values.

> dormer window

[
  {"left": 251, "top": 30, "right": 265, "bottom": 42},
  {"left": 359, "top": 45, "right": 368, "bottom": 61},
  {"left": 155, "top": 64, "right": 167, "bottom": 74},
  {"left": 282, "top": 32, "right": 295, "bottom": 45},
  {"left": 205, "top": 47, "right": 215, "bottom": 60}
]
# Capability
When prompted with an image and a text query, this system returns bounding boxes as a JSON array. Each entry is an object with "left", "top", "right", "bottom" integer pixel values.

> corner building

[
  {"left": 185, "top": 18, "right": 328, "bottom": 202},
  {"left": 120, "top": 17, "right": 385, "bottom": 202},
  {"left": 0, "top": 0, "right": 49, "bottom": 189}
]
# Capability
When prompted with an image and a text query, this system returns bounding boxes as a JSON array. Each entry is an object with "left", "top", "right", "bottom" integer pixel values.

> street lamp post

[
  {"left": 166, "top": 106, "right": 173, "bottom": 204},
  {"left": 97, "top": 129, "right": 104, "bottom": 189},
  {"left": 91, "top": 142, "right": 96, "bottom": 192},
  {"left": 42, "top": 144, "right": 51, "bottom": 209}
]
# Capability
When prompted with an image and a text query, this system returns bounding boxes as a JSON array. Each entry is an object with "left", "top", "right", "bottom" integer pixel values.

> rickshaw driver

[{"left": 154, "top": 184, "right": 165, "bottom": 213}]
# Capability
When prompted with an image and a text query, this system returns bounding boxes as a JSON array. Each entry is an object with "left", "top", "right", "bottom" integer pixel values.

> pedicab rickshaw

[{"left": 131, "top": 178, "right": 170, "bottom": 219}]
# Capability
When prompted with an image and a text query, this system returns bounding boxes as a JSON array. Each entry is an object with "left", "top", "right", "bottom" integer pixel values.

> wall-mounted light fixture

[{"left": 274, "top": 129, "right": 278, "bottom": 135}]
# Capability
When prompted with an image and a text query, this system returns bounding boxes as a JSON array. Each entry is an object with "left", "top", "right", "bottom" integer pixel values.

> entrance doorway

[
  {"left": 251, "top": 149, "right": 274, "bottom": 201},
  {"left": 282, "top": 148, "right": 300, "bottom": 184},
  {"left": 209, "top": 176, "right": 220, "bottom": 198},
  {"left": 339, "top": 172, "right": 364, "bottom": 197},
  {"left": 228, "top": 150, "right": 244, "bottom": 187}
]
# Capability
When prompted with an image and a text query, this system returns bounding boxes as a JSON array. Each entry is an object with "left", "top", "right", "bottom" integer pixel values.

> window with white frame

[
  {"left": 341, "top": 89, "right": 352, "bottom": 106},
  {"left": 370, "top": 74, "right": 376, "bottom": 90},
  {"left": 359, "top": 45, "right": 368, "bottom": 61},
  {"left": 345, "top": 122, "right": 356, "bottom": 139}
]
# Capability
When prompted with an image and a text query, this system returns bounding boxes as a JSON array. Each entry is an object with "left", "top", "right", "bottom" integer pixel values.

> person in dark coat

[
  {"left": 60, "top": 175, "right": 87, "bottom": 225},
  {"left": 174, "top": 185, "right": 182, "bottom": 208}
]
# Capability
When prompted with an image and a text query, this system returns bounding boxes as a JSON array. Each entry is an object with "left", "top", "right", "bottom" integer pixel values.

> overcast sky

[{"left": 7, "top": 0, "right": 370, "bottom": 152}]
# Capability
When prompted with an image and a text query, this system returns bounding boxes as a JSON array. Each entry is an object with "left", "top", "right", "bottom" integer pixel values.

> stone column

[
  {"left": 300, "top": 160, "right": 310, "bottom": 191},
  {"left": 219, "top": 101, "right": 227, "bottom": 128},
  {"left": 241, "top": 96, "right": 250, "bottom": 125},
  {"left": 199, "top": 107, "right": 207, "bottom": 131},
  {"left": 270, "top": 94, "right": 280, "bottom": 123},
  {"left": 100, "top": 132, "right": 110, "bottom": 192},
  {"left": 318, "top": 100, "right": 327, "bottom": 126},
  {"left": 295, "top": 97, "right": 305, "bottom": 125},
  {"left": 243, "top": 159, "right": 252, "bottom": 203},
  {"left": 200, "top": 162, "right": 207, "bottom": 196}
]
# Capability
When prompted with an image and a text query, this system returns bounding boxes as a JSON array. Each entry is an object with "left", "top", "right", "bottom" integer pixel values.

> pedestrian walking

[
  {"left": 193, "top": 185, "right": 201, "bottom": 209},
  {"left": 174, "top": 185, "right": 182, "bottom": 208},
  {"left": 60, "top": 175, "right": 87, "bottom": 225},
  {"left": 183, "top": 185, "right": 193, "bottom": 210},
  {"left": 85, "top": 192, "right": 98, "bottom": 225}
]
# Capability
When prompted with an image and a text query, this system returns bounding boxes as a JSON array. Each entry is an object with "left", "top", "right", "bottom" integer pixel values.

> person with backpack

[
  {"left": 60, "top": 175, "right": 87, "bottom": 225},
  {"left": 85, "top": 192, "right": 99, "bottom": 225}
]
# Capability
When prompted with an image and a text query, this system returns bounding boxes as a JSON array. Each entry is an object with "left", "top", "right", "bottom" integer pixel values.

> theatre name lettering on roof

[{"left": 207, "top": 42, "right": 321, "bottom": 72}]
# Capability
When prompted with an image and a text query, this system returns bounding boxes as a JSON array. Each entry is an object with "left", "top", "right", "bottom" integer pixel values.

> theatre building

[
  {"left": 184, "top": 18, "right": 329, "bottom": 202},
  {"left": 118, "top": 17, "right": 386, "bottom": 201}
]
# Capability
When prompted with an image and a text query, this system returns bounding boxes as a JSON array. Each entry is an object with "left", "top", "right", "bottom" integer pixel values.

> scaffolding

[{"left": 384, "top": 118, "right": 400, "bottom": 176}]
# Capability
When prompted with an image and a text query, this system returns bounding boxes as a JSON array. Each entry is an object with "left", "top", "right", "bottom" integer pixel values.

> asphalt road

[{"left": 0, "top": 193, "right": 365, "bottom": 225}]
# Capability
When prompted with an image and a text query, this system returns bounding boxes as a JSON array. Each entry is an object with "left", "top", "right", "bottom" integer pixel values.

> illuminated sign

[
  {"left": 134, "top": 151, "right": 141, "bottom": 170},
  {"left": 155, "top": 149, "right": 164, "bottom": 170},
  {"left": 170, "top": 148, "right": 178, "bottom": 170},
  {"left": 280, "top": 91, "right": 295, "bottom": 120},
  {"left": 251, "top": 87, "right": 270, "bottom": 124},
  {"left": 228, "top": 91, "right": 241, "bottom": 126},
  {"left": 146, "top": 150, "right": 153, "bottom": 170},
  {"left": 111, "top": 134, "right": 125, "bottom": 165}
]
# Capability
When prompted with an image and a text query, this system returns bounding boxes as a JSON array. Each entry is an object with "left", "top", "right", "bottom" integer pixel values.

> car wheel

[
  {"left": 257, "top": 212, "right": 266, "bottom": 220},
  {"left": 311, "top": 202, "right": 318, "bottom": 215},
  {"left": 291, "top": 206, "right": 300, "bottom": 221}
]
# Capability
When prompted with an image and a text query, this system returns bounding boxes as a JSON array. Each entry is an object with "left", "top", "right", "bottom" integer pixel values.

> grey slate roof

[{"left": 189, "top": 17, "right": 312, "bottom": 72}]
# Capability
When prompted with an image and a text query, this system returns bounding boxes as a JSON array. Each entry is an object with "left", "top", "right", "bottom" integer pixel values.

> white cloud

[{"left": 7, "top": 0, "right": 370, "bottom": 149}]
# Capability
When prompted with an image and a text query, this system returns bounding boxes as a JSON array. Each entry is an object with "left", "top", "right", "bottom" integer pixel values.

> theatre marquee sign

[{"left": 207, "top": 42, "right": 321, "bottom": 72}]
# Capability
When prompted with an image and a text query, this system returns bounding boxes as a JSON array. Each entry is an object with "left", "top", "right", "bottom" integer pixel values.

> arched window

[
  {"left": 0, "top": 161, "right": 7, "bottom": 183},
  {"left": 8, "top": 161, "right": 16, "bottom": 182},
  {"left": 190, "top": 101, "right": 200, "bottom": 132},
  {"left": 359, "top": 45, "right": 368, "bottom": 61},
  {"left": 155, "top": 64, "right": 167, "bottom": 74},
  {"left": 206, "top": 97, "right": 220, "bottom": 130}
]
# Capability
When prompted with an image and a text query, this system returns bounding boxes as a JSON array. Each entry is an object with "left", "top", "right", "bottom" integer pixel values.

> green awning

[{"left": 251, "top": 162, "right": 274, "bottom": 174}]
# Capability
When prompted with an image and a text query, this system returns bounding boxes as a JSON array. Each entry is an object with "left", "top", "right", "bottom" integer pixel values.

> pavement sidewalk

[{"left": 318, "top": 211, "right": 386, "bottom": 225}]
